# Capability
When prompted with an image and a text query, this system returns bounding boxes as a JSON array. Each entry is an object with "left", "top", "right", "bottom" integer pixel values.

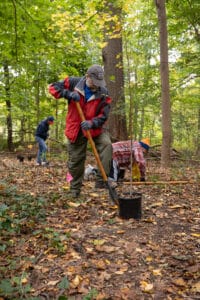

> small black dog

[
  {"left": 17, "top": 155, "right": 24, "bottom": 162},
  {"left": 27, "top": 155, "right": 34, "bottom": 161}
]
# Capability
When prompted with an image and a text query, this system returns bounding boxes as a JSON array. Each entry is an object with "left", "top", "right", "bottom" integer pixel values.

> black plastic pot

[{"left": 118, "top": 192, "right": 142, "bottom": 220}]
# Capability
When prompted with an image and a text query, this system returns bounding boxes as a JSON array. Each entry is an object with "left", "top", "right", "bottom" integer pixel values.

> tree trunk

[
  {"left": 55, "top": 100, "right": 59, "bottom": 140},
  {"left": 155, "top": 0, "right": 172, "bottom": 167},
  {"left": 35, "top": 77, "right": 40, "bottom": 124},
  {"left": 20, "top": 117, "right": 26, "bottom": 143},
  {"left": 102, "top": 2, "right": 128, "bottom": 142},
  {"left": 3, "top": 62, "right": 14, "bottom": 151},
  {"left": 196, "top": 107, "right": 200, "bottom": 157}
]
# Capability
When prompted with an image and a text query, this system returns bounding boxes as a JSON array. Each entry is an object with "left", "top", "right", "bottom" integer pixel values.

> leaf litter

[{"left": 0, "top": 155, "right": 199, "bottom": 299}]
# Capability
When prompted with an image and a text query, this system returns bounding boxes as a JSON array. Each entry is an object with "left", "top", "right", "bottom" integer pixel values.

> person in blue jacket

[{"left": 35, "top": 116, "right": 54, "bottom": 166}]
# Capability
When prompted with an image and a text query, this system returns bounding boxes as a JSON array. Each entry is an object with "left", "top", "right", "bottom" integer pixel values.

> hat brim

[
  {"left": 139, "top": 141, "right": 150, "bottom": 151},
  {"left": 90, "top": 76, "right": 106, "bottom": 88}
]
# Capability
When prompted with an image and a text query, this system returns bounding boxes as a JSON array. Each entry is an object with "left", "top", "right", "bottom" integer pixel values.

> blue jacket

[{"left": 35, "top": 119, "right": 50, "bottom": 141}]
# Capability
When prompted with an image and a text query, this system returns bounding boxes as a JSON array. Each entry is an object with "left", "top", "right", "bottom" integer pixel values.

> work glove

[
  {"left": 81, "top": 120, "right": 93, "bottom": 130},
  {"left": 63, "top": 90, "right": 80, "bottom": 102},
  {"left": 70, "top": 91, "right": 80, "bottom": 102}
]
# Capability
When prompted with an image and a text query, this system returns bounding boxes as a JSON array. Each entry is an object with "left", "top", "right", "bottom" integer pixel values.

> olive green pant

[{"left": 67, "top": 130, "right": 112, "bottom": 193}]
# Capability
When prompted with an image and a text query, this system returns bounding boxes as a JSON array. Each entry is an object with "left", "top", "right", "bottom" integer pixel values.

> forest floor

[{"left": 0, "top": 152, "right": 199, "bottom": 300}]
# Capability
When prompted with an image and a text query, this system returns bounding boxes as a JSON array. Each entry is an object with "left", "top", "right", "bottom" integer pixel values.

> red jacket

[{"left": 49, "top": 76, "right": 112, "bottom": 143}]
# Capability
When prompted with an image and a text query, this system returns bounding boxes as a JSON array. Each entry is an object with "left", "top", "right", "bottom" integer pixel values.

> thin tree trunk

[
  {"left": 155, "top": 0, "right": 172, "bottom": 167},
  {"left": 4, "top": 62, "right": 14, "bottom": 151},
  {"left": 133, "top": 70, "right": 138, "bottom": 140},
  {"left": 139, "top": 107, "right": 145, "bottom": 140},
  {"left": 196, "top": 107, "right": 200, "bottom": 157},
  {"left": 20, "top": 117, "right": 25, "bottom": 143},
  {"left": 35, "top": 78, "right": 40, "bottom": 124},
  {"left": 55, "top": 100, "right": 59, "bottom": 140}
]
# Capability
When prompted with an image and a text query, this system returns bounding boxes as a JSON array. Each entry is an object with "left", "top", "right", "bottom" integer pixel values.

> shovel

[{"left": 75, "top": 102, "right": 118, "bottom": 204}]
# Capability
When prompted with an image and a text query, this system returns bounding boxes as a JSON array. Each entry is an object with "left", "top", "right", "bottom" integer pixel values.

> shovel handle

[
  {"left": 75, "top": 102, "right": 108, "bottom": 182},
  {"left": 75, "top": 102, "right": 119, "bottom": 204}
]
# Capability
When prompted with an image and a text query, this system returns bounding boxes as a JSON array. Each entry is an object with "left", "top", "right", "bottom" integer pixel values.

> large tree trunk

[
  {"left": 102, "top": 2, "right": 128, "bottom": 142},
  {"left": 155, "top": 0, "right": 172, "bottom": 167},
  {"left": 4, "top": 62, "right": 14, "bottom": 151}
]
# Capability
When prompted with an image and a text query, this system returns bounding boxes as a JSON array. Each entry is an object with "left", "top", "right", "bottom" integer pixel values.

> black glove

[
  {"left": 62, "top": 90, "right": 71, "bottom": 99},
  {"left": 81, "top": 121, "right": 93, "bottom": 130},
  {"left": 63, "top": 90, "right": 80, "bottom": 102},
  {"left": 140, "top": 177, "right": 145, "bottom": 182},
  {"left": 70, "top": 91, "right": 80, "bottom": 102}
]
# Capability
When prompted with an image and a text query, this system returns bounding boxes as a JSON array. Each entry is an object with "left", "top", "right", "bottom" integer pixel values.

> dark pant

[
  {"left": 67, "top": 130, "right": 112, "bottom": 193},
  {"left": 109, "top": 159, "right": 125, "bottom": 181}
]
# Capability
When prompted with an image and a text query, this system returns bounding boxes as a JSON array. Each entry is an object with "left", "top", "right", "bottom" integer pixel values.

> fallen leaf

[
  {"left": 96, "top": 293, "right": 108, "bottom": 300},
  {"left": 93, "top": 239, "right": 106, "bottom": 246},
  {"left": 146, "top": 256, "right": 153, "bottom": 262},
  {"left": 95, "top": 259, "right": 106, "bottom": 270},
  {"left": 120, "top": 287, "right": 136, "bottom": 299},
  {"left": 98, "top": 271, "right": 111, "bottom": 281},
  {"left": 135, "top": 248, "right": 142, "bottom": 252},
  {"left": 67, "top": 266, "right": 76, "bottom": 275},
  {"left": 169, "top": 205, "right": 182, "bottom": 209},
  {"left": 143, "top": 217, "right": 156, "bottom": 223},
  {"left": 70, "top": 250, "right": 81, "bottom": 259},
  {"left": 149, "top": 202, "right": 163, "bottom": 208},
  {"left": 96, "top": 245, "right": 117, "bottom": 253},
  {"left": 68, "top": 202, "right": 81, "bottom": 207},
  {"left": 115, "top": 267, "right": 128, "bottom": 274},
  {"left": 173, "top": 278, "right": 186, "bottom": 287},
  {"left": 21, "top": 277, "right": 28, "bottom": 284},
  {"left": 105, "top": 259, "right": 111, "bottom": 265},
  {"left": 152, "top": 269, "right": 162, "bottom": 276},
  {"left": 62, "top": 185, "right": 70, "bottom": 190},
  {"left": 72, "top": 275, "right": 82, "bottom": 288},
  {"left": 89, "top": 192, "right": 99, "bottom": 197},
  {"left": 191, "top": 281, "right": 200, "bottom": 293},
  {"left": 47, "top": 280, "right": 59, "bottom": 286},
  {"left": 140, "top": 280, "right": 154, "bottom": 293},
  {"left": 77, "top": 279, "right": 90, "bottom": 294}
]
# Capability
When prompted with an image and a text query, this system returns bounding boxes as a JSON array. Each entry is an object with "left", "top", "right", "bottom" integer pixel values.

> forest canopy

[{"left": 0, "top": 0, "right": 199, "bottom": 157}]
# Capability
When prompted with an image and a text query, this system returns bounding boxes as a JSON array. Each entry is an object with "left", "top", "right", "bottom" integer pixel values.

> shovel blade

[{"left": 105, "top": 181, "right": 119, "bottom": 204}]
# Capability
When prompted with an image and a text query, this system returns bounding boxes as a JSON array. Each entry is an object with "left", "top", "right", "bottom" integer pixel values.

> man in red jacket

[{"left": 49, "top": 65, "right": 112, "bottom": 198}]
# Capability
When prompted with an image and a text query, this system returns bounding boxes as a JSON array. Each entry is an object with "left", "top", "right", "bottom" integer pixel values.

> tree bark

[
  {"left": 196, "top": 107, "right": 200, "bottom": 157},
  {"left": 155, "top": 0, "right": 172, "bottom": 167},
  {"left": 102, "top": 2, "right": 128, "bottom": 142}
]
